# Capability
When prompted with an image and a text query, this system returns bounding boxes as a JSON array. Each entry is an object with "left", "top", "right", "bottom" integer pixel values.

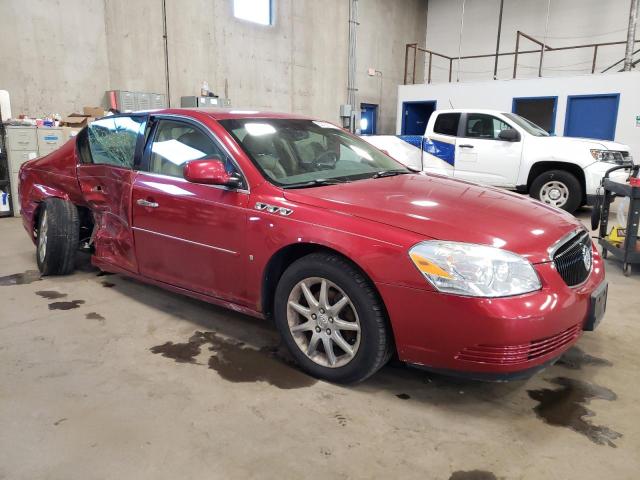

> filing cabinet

[
  {"left": 37, "top": 127, "right": 65, "bottom": 156},
  {"left": 6, "top": 126, "right": 66, "bottom": 217},
  {"left": 6, "top": 126, "right": 37, "bottom": 216}
]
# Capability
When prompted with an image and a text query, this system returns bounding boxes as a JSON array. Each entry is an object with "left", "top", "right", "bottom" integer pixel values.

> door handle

[
  {"left": 459, "top": 144, "right": 474, "bottom": 148},
  {"left": 137, "top": 199, "right": 159, "bottom": 208}
]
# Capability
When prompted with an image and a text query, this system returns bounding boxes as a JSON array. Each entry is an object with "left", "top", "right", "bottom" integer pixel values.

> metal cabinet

[
  {"left": 6, "top": 126, "right": 37, "bottom": 217},
  {"left": 37, "top": 127, "right": 65, "bottom": 156},
  {"left": 108, "top": 90, "right": 167, "bottom": 112}
]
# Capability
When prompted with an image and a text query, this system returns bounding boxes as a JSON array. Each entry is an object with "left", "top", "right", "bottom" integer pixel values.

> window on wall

[{"left": 233, "top": 0, "right": 272, "bottom": 25}]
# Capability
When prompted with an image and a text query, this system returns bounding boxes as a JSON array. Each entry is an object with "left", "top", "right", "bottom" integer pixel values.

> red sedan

[{"left": 18, "top": 109, "right": 607, "bottom": 383}]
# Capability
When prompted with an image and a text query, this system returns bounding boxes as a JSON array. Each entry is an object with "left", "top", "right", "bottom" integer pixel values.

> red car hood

[{"left": 283, "top": 174, "right": 583, "bottom": 264}]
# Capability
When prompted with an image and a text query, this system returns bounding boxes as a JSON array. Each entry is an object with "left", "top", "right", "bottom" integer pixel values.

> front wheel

[
  {"left": 273, "top": 253, "right": 392, "bottom": 384},
  {"left": 36, "top": 198, "right": 79, "bottom": 275},
  {"left": 530, "top": 170, "right": 582, "bottom": 213}
]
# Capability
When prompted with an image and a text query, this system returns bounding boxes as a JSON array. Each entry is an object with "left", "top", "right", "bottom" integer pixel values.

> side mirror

[
  {"left": 498, "top": 128, "right": 520, "bottom": 142},
  {"left": 183, "top": 157, "right": 242, "bottom": 188}
]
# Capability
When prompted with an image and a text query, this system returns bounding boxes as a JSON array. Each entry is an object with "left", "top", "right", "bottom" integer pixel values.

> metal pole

[
  {"left": 592, "top": 45, "right": 599, "bottom": 73},
  {"left": 624, "top": 0, "right": 639, "bottom": 71},
  {"left": 428, "top": 52, "right": 433, "bottom": 84},
  {"left": 162, "top": 0, "right": 171, "bottom": 107},
  {"left": 404, "top": 44, "right": 410, "bottom": 85},
  {"left": 449, "top": 58, "right": 453, "bottom": 82},
  {"left": 423, "top": 0, "right": 430, "bottom": 83},
  {"left": 413, "top": 44, "right": 418, "bottom": 83},
  {"left": 493, "top": 0, "right": 504, "bottom": 79},
  {"left": 513, "top": 31, "right": 520, "bottom": 78},
  {"left": 456, "top": 0, "right": 466, "bottom": 82},
  {"left": 539, "top": 0, "right": 551, "bottom": 77}
]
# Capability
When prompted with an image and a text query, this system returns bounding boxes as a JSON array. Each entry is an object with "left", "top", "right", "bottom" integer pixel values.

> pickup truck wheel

[
  {"left": 530, "top": 170, "right": 582, "bottom": 213},
  {"left": 36, "top": 198, "right": 79, "bottom": 275},
  {"left": 274, "top": 253, "right": 392, "bottom": 384}
]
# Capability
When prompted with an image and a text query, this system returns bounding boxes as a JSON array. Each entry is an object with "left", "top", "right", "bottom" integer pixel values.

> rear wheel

[
  {"left": 530, "top": 170, "right": 582, "bottom": 213},
  {"left": 36, "top": 198, "right": 79, "bottom": 275},
  {"left": 274, "top": 252, "right": 392, "bottom": 383}
]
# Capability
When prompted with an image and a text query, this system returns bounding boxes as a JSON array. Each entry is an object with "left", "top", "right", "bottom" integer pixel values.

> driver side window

[
  {"left": 465, "top": 114, "right": 510, "bottom": 140},
  {"left": 148, "top": 119, "right": 230, "bottom": 178}
]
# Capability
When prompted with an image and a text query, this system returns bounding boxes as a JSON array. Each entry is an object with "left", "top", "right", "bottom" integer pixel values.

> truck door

[
  {"left": 76, "top": 115, "right": 146, "bottom": 273},
  {"left": 454, "top": 113, "right": 522, "bottom": 187}
]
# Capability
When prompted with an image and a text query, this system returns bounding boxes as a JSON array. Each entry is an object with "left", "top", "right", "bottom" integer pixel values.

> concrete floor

[{"left": 1, "top": 209, "right": 639, "bottom": 480}]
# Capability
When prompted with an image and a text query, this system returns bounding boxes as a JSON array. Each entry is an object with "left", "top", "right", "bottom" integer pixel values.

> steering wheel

[{"left": 312, "top": 150, "right": 338, "bottom": 170}]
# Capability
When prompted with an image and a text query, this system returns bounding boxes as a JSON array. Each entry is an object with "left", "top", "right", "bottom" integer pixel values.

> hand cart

[{"left": 592, "top": 164, "right": 640, "bottom": 276}]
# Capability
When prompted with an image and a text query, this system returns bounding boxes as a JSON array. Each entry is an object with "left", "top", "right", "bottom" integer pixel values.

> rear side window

[
  {"left": 433, "top": 113, "right": 460, "bottom": 136},
  {"left": 85, "top": 116, "right": 144, "bottom": 168}
]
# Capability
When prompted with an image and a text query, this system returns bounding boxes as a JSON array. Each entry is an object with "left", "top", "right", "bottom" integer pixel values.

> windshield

[
  {"left": 502, "top": 113, "right": 550, "bottom": 137},
  {"left": 219, "top": 118, "right": 408, "bottom": 187}
]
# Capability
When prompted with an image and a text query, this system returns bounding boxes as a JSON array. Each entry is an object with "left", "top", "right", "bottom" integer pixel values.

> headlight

[
  {"left": 590, "top": 149, "right": 624, "bottom": 164},
  {"left": 409, "top": 241, "right": 541, "bottom": 297}
]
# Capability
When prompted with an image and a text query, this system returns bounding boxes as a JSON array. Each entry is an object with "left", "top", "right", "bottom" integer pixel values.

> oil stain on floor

[
  {"left": 85, "top": 312, "right": 105, "bottom": 321},
  {"left": 151, "top": 331, "right": 316, "bottom": 389},
  {"left": 0, "top": 270, "right": 41, "bottom": 286},
  {"left": 48, "top": 300, "right": 85, "bottom": 311},
  {"left": 527, "top": 376, "right": 622, "bottom": 447},
  {"left": 557, "top": 346, "right": 613, "bottom": 370},
  {"left": 101, "top": 281, "right": 116, "bottom": 288},
  {"left": 449, "top": 470, "right": 497, "bottom": 480},
  {"left": 35, "top": 290, "right": 67, "bottom": 300}
]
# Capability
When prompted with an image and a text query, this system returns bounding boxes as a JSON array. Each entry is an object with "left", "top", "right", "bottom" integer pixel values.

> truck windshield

[
  {"left": 219, "top": 118, "right": 408, "bottom": 187},
  {"left": 503, "top": 113, "right": 549, "bottom": 137}
]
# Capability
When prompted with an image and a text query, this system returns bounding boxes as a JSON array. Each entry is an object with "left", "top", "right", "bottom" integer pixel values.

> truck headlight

[
  {"left": 590, "top": 149, "right": 624, "bottom": 164},
  {"left": 409, "top": 241, "right": 541, "bottom": 297}
]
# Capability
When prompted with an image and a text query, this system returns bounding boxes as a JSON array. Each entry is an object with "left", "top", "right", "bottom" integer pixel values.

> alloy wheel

[
  {"left": 38, "top": 210, "right": 48, "bottom": 263},
  {"left": 286, "top": 277, "right": 361, "bottom": 368}
]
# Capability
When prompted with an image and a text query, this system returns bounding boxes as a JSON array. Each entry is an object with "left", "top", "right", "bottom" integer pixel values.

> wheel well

[
  {"left": 32, "top": 200, "right": 90, "bottom": 243},
  {"left": 526, "top": 162, "right": 586, "bottom": 202},
  {"left": 261, "top": 243, "right": 382, "bottom": 320}
]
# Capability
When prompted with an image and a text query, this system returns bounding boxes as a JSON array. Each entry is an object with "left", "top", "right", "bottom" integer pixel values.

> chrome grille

[{"left": 552, "top": 230, "right": 592, "bottom": 286}]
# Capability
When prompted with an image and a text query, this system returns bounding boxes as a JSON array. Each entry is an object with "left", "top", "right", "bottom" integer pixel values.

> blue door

[
  {"left": 401, "top": 101, "right": 437, "bottom": 135},
  {"left": 360, "top": 103, "right": 378, "bottom": 135},
  {"left": 564, "top": 94, "right": 620, "bottom": 141}
]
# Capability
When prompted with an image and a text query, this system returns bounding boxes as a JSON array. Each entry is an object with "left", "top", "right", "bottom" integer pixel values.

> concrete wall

[
  {"left": 423, "top": 0, "right": 635, "bottom": 84},
  {"left": 357, "top": 0, "right": 427, "bottom": 132},
  {"left": 396, "top": 71, "right": 640, "bottom": 155},
  {"left": 0, "top": 0, "right": 111, "bottom": 116},
  {"left": 0, "top": 0, "right": 427, "bottom": 132}
]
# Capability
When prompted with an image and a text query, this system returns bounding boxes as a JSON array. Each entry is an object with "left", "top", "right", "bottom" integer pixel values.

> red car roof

[{"left": 146, "top": 107, "right": 313, "bottom": 121}]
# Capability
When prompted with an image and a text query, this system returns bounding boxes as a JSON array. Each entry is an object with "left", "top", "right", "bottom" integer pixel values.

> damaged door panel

[{"left": 75, "top": 116, "right": 147, "bottom": 273}]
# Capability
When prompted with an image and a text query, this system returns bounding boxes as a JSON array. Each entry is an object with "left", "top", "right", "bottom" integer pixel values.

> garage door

[{"left": 564, "top": 94, "right": 620, "bottom": 141}]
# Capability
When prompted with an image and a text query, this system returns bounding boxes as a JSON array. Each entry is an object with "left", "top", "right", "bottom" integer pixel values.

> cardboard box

[
  {"left": 62, "top": 115, "right": 88, "bottom": 127},
  {"left": 62, "top": 126, "right": 82, "bottom": 141},
  {"left": 83, "top": 106, "right": 105, "bottom": 117}
]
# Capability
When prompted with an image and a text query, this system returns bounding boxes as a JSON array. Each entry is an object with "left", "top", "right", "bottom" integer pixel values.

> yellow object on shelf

[{"left": 606, "top": 226, "right": 626, "bottom": 247}]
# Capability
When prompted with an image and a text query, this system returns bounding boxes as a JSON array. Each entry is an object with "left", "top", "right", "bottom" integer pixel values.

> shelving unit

[
  {"left": 598, "top": 166, "right": 640, "bottom": 276},
  {"left": 0, "top": 120, "right": 13, "bottom": 218}
]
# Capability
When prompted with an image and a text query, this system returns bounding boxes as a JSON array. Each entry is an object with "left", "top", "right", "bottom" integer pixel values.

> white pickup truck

[{"left": 365, "top": 109, "right": 634, "bottom": 213}]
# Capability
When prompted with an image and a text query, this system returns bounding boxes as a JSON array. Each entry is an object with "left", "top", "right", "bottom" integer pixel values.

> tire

[
  {"left": 273, "top": 252, "right": 392, "bottom": 384},
  {"left": 36, "top": 198, "right": 79, "bottom": 275},
  {"left": 530, "top": 170, "right": 582, "bottom": 213}
]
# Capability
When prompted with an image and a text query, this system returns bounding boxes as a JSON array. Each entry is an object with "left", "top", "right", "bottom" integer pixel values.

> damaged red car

[{"left": 18, "top": 109, "right": 607, "bottom": 383}]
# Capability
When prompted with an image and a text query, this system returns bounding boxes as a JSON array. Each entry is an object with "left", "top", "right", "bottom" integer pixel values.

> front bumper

[
  {"left": 378, "top": 245, "right": 606, "bottom": 378},
  {"left": 584, "top": 161, "right": 633, "bottom": 196}
]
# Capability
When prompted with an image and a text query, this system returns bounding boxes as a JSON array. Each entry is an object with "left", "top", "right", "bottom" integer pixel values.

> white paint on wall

[
  {"left": 423, "top": 0, "right": 636, "bottom": 84},
  {"left": 397, "top": 71, "right": 640, "bottom": 156}
]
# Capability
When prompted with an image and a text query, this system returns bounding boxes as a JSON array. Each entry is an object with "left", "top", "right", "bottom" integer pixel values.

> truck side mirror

[{"left": 498, "top": 128, "right": 520, "bottom": 142}]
